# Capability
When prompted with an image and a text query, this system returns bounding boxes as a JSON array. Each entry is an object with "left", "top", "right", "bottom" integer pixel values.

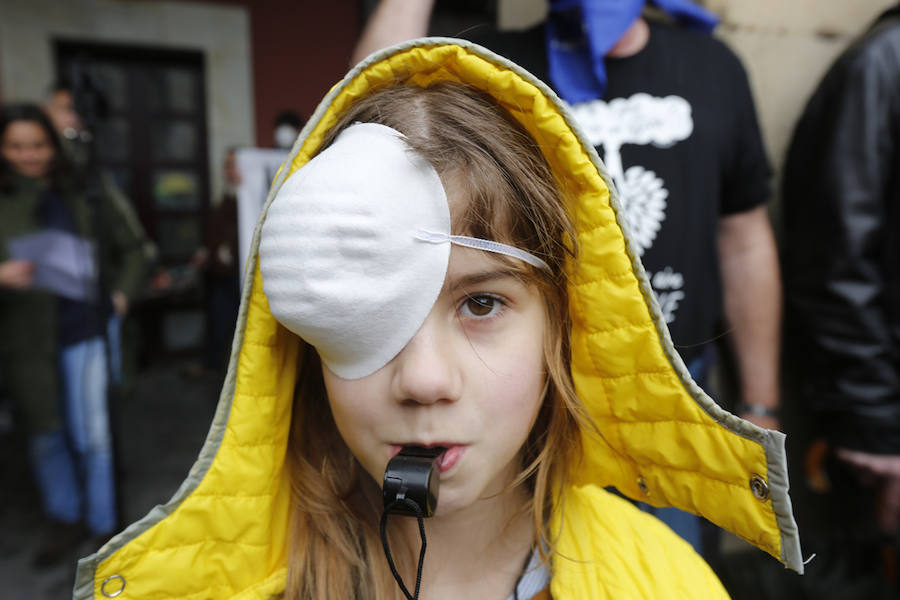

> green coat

[{"left": 0, "top": 174, "right": 149, "bottom": 432}]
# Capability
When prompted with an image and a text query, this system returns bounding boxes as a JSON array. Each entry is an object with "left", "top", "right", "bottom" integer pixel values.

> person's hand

[
  {"left": 0, "top": 259, "right": 35, "bottom": 289},
  {"left": 836, "top": 447, "right": 900, "bottom": 534},
  {"left": 111, "top": 290, "right": 129, "bottom": 316},
  {"left": 836, "top": 448, "right": 900, "bottom": 476}
]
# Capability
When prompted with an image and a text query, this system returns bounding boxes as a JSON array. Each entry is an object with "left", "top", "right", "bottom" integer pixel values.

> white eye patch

[{"left": 259, "top": 122, "right": 548, "bottom": 380}]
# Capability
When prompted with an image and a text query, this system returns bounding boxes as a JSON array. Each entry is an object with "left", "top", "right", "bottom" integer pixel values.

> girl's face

[
  {"left": 1, "top": 120, "right": 55, "bottom": 179},
  {"left": 322, "top": 244, "right": 548, "bottom": 517}
]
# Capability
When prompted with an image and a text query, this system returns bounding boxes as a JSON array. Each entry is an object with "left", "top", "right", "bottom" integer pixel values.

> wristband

[{"left": 737, "top": 403, "right": 779, "bottom": 419}]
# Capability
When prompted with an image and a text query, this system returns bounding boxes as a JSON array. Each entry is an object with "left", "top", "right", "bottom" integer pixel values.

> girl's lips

[
  {"left": 436, "top": 445, "right": 465, "bottom": 473},
  {"left": 389, "top": 444, "right": 467, "bottom": 474}
]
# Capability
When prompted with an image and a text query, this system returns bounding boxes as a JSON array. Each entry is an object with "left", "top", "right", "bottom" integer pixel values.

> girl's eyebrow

[{"left": 443, "top": 268, "right": 522, "bottom": 292}]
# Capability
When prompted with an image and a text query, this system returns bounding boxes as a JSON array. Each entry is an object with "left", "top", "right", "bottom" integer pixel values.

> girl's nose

[{"left": 390, "top": 312, "right": 462, "bottom": 406}]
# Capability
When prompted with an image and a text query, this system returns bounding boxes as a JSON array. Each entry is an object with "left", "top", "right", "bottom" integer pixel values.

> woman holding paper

[{"left": 0, "top": 103, "right": 148, "bottom": 566}]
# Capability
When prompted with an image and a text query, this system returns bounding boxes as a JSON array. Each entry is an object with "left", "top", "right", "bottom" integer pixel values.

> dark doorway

[{"left": 55, "top": 40, "right": 210, "bottom": 359}]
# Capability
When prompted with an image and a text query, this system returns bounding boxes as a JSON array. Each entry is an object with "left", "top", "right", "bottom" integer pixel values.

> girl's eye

[{"left": 460, "top": 294, "right": 503, "bottom": 318}]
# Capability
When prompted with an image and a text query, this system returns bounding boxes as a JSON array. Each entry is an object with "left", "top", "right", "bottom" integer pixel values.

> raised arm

[{"left": 351, "top": 0, "right": 435, "bottom": 65}]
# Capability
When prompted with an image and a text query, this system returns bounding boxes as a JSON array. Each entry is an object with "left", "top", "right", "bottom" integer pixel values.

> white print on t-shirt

[
  {"left": 570, "top": 93, "right": 693, "bottom": 325},
  {"left": 647, "top": 267, "right": 685, "bottom": 323},
  {"left": 570, "top": 93, "right": 692, "bottom": 256}
]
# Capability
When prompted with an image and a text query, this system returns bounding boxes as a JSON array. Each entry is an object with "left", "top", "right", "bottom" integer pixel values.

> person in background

[
  {"left": 43, "top": 79, "right": 158, "bottom": 387},
  {"left": 42, "top": 79, "right": 86, "bottom": 149},
  {"left": 187, "top": 148, "right": 241, "bottom": 379},
  {"left": 783, "top": 3, "right": 900, "bottom": 588},
  {"left": 352, "top": 0, "right": 782, "bottom": 562},
  {"left": 272, "top": 110, "right": 305, "bottom": 150},
  {"left": 0, "top": 103, "right": 149, "bottom": 566}
]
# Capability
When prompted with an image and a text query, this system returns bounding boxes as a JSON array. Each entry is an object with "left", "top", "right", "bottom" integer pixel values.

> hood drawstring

[{"left": 380, "top": 500, "right": 539, "bottom": 600}]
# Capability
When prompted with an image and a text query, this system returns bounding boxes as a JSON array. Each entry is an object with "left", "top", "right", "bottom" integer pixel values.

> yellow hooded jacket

[{"left": 74, "top": 39, "right": 803, "bottom": 600}]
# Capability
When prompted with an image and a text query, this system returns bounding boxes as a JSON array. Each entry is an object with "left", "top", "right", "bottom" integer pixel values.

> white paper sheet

[{"left": 7, "top": 229, "right": 98, "bottom": 301}]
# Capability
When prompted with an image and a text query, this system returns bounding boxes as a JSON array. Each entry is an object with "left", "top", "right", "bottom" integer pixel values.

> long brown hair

[{"left": 284, "top": 81, "right": 586, "bottom": 600}]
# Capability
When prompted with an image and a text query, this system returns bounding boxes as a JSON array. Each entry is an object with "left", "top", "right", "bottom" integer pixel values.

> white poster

[{"left": 235, "top": 147, "right": 289, "bottom": 286}]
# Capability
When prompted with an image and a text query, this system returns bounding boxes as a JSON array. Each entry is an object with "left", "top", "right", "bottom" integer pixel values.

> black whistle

[{"left": 382, "top": 446, "right": 442, "bottom": 517}]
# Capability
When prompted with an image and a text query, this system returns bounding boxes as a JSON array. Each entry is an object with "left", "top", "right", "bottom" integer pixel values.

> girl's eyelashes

[{"left": 458, "top": 293, "right": 506, "bottom": 319}]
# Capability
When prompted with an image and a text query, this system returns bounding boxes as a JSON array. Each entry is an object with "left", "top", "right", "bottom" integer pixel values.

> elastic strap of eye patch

[{"left": 415, "top": 230, "right": 550, "bottom": 271}]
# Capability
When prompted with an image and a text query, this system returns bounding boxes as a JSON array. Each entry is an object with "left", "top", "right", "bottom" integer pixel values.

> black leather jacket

[{"left": 782, "top": 6, "right": 900, "bottom": 453}]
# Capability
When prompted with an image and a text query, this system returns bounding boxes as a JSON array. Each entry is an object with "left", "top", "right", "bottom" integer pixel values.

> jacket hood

[{"left": 74, "top": 38, "right": 802, "bottom": 600}]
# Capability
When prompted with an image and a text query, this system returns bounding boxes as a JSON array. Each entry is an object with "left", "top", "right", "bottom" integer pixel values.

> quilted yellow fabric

[
  {"left": 552, "top": 486, "right": 728, "bottom": 598},
  {"left": 73, "top": 39, "right": 801, "bottom": 600}
]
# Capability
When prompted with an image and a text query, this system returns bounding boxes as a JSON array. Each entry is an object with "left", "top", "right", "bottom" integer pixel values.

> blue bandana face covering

[
  {"left": 546, "top": 0, "right": 719, "bottom": 104},
  {"left": 258, "top": 123, "right": 548, "bottom": 380}
]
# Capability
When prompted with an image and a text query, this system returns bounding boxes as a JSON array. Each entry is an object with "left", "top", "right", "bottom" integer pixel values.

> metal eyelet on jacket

[
  {"left": 750, "top": 474, "right": 769, "bottom": 501},
  {"left": 637, "top": 476, "right": 649, "bottom": 496},
  {"left": 101, "top": 574, "right": 126, "bottom": 597}
]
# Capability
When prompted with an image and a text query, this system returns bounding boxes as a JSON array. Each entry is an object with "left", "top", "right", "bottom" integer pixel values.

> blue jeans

[
  {"left": 29, "top": 428, "right": 82, "bottom": 523},
  {"left": 30, "top": 334, "right": 117, "bottom": 534},
  {"left": 106, "top": 314, "right": 123, "bottom": 385},
  {"left": 60, "top": 335, "right": 117, "bottom": 534}
]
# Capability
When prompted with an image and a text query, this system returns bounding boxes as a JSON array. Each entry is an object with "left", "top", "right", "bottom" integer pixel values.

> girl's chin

[
  {"left": 431, "top": 499, "right": 465, "bottom": 519},
  {"left": 428, "top": 485, "right": 485, "bottom": 518}
]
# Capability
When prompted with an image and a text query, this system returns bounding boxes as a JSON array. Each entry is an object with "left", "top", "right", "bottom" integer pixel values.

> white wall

[
  {"left": 0, "top": 0, "right": 255, "bottom": 202},
  {"left": 710, "top": 0, "right": 897, "bottom": 186}
]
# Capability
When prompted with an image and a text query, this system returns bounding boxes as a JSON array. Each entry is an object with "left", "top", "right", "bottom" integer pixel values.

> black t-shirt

[{"left": 467, "top": 22, "right": 771, "bottom": 362}]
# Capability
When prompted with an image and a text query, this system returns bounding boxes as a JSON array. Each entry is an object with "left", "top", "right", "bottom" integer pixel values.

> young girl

[{"left": 74, "top": 39, "right": 802, "bottom": 599}]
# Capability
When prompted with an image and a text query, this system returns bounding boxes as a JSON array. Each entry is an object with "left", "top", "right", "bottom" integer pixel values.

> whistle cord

[{"left": 379, "top": 498, "right": 427, "bottom": 600}]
